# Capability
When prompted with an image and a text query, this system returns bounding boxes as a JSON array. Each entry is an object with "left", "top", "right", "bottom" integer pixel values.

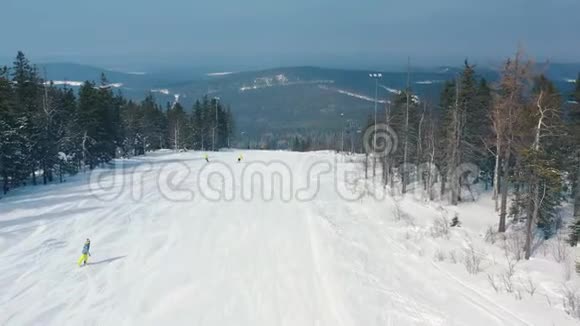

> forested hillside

[
  {"left": 0, "top": 52, "right": 234, "bottom": 196},
  {"left": 358, "top": 50, "right": 580, "bottom": 250}
]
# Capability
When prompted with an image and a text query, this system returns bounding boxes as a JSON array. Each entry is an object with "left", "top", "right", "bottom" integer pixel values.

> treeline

[
  {"left": 370, "top": 51, "right": 580, "bottom": 257},
  {"left": 0, "top": 52, "right": 234, "bottom": 195}
]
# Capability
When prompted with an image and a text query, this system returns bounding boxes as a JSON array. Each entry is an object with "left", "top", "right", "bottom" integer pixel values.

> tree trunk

[
  {"left": 382, "top": 102, "right": 390, "bottom": 187},
  {"left": 525, "top": 91, "right": 546, "bottom": 259},
  {"left": 364, "top": 153, "right": 368, "bottom": 179},
  {"left": 382, "top": 156, "right": 389, "bottom": 187},
  {"left": 493, "top": 137, "right": 501, "bottom": 211},
  {"left": 440, "top": 174, "right": 446, "bottom": 200},
  {"left": 3, "top": 171, "right": 8, "bottom": 195},
  {"left": 525, "top": 181, "right": 541, "bottom": 260},
  {"left": 43, "top": 161, "right": 48, "bottom": 185},
  {"left": 402, "top": 60, "right": 411, "bottom": 194},
  {"left": 449, "top": 79, "right": 461, "bottom": 205},
  {"left": 449, "top": 134, "right": 459, "bottom": 205},
  {"left": 498, "top": 144, "right": 511, "bottom": 232},
  {"left": 574, "top": 158, "right": 580, "bottom": 224},
  {"left": 428, "top": 151, "right": 435, "bottom": 201}
]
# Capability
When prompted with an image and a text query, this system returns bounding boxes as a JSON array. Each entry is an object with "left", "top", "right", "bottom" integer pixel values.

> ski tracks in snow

[
  {"left": 305, "top": 212, "right": 353, "bottom": 326},
  {"left": 308, "top": 192, "right": 535, "bottom": 326},
  {"left": 344, "top": 199, "right": 533, "bottom": 326},
  {"left": 0, "top": 151, "right": 567, "bottom": 325}
]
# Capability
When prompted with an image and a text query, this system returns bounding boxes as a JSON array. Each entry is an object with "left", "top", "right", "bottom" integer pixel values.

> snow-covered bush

[
  {"left": 392, "top": 200, "right": 402, "bottom": 221},
  {"left": 502, "top": 270, "right": 515, "bottom": 293},
  {"left": 503, "top": 244, "right": 518, "bottom": 279},
  {"left": 392, "top": 200, "right": 414, "bottom": 226},
  {"left": 562, "top": 286, "right": 580, "bottom": 319},
  {"left": 523, "top": 275, "right": 537, "bottom": 296},
  {"left": 484, "top": 225, "right": 497, "bottom": 244},
  {"left": 433, "top": 249, "right": 446, "bottom": 262},
  {"left": 463, "top": 243, "right": 483, "bottom": 274},
  {"left": 487, "top": 274, "right": 500, "bottom": 292},
  {"left": 430, "top": 214, "right": 450, "bottom": 239},
  {"left": 503, "top": 231, "right": 525, "bottom": 262},
  {"left": 563, "top": 256, "right": 574, "bottom": 281},
  {"left": 448, "top": 250, "right": 458, "bottom": 264},
  {"left": 551, "top": 233, "right": 571, "bottom": 263}
]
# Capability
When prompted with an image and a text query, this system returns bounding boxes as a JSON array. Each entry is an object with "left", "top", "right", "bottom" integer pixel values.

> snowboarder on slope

[
  {"left": 77, "top": 238, "right": 91, "bottom": 266},
  {"left": 237, "top": 154, "right": 243, "bottom": 163},
  {"left": 204, "top": 154, "right": 209, "bottom": 162}
]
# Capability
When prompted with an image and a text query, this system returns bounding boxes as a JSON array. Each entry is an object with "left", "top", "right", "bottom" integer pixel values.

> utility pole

[
  {"left": 402, "top": 58, "right": 410, "bottom": 194},
  {"left": 340, "top": 112, "right": 345, "bottom": 152},
  {"left": 369, "top": 73, "right": 382, "bottom": 179},
  {"left": 212, "top": 97, "right": 220, "bottom": 151}
]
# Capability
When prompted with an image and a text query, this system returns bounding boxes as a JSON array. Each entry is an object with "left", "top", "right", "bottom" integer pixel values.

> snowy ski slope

[{"left": 0, "top": 150, "right": 578, "bottom": 325}]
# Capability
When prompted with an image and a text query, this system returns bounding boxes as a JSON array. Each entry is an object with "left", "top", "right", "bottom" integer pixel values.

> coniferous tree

[
  {"left": 0, "top": 66, "right": 25, "bottom": 194},
  {"left": 518, "top": 76, "right": 565, "bottom": 258},
  {"left": 439, "top": 61, "right": 492, "bottom": 205},
  {"left": 54, "top": 86, "right": 80, "bottom": 179},
  {"left": 77, "top": 81, "right": 101, "bottom": 168},
  {"left": 191, "top": 100, "right": 204, "bottom": 150},
  {"left": 472, "top": 78, "right": 493, "bottom": 186},
  {"left": 11, "top": 51, "right": 41, "bottom": 184},
  {"left": 167, "top": 102, "right": 190, "bottom": 151},
  {"left": 0, "top": 52, "right": 238, "bottom": 195},
  {"left": 37, "top": 82, "right": 60, "bottom": 184},
  {"left": 568, "top": 75, "right": 580, "bottom": 245},
  {"left": 437, "top": 80, "right": 456, "bottom": 197},
  {"left": 389, "top": 90, "right": 419, "bottom": 190},
  {"left": 141, "top": 94, "right": 167, "bottom": 151},
  {"left": 416, "top": 100, "right": 438, "bottom": 200}
]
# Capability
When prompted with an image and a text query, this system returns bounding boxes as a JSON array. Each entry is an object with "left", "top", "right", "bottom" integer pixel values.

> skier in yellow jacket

[{"left": 77, "top": 239, "right": 91, "bottom": 266}]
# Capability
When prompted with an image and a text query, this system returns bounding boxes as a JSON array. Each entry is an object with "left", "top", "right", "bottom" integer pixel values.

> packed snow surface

[
  {"left": 319, "top": 85, "right": 388, "bottom": 104},
  {"left": 206, "top": 72, "right": 235, "bottom": 76},
  {"left": 43, "top": 81, "right": 124, "bottom": 88},
  {"left": 0, "top": 151, "right": 578, "bottom": 325},
  {"left": 151, "top": 89, "right": 171, "bottom": 95}
]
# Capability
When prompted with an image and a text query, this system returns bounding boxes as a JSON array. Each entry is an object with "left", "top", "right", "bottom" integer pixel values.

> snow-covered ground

[
  {"left": 318, "top": 85, "right": 388, "bottom": 104},
  {"left": 0, "top": 150, "right": 579, "bottom": 325},
  {"left": 206, "top": 72, "right": 235, "bottom": 76}
]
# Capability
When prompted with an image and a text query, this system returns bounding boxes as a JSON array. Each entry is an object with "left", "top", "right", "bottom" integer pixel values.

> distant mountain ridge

[{"left": 33, "top": 62, "right": 580, "bottom": 137}]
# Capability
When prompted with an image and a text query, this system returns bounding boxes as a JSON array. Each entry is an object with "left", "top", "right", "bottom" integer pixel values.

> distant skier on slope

[
  {"left": 237, "top": 154, "right": 243, "bottom": 163},
  {"left": 204, "top": 154, "right": 209, "bottom": 162},
  {"left": 77, "top": 238, "right": 91, "bottom": 266}
]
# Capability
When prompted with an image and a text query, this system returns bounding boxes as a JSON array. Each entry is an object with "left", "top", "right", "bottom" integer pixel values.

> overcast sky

[{"left": 1, "top": 0, "right": 578, "bottom": 68}]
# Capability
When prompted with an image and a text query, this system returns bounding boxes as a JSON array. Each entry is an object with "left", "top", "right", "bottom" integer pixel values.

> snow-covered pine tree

[
  {"left": 515, "top": 75, "right": 565, "bottom": 259},
  {"left": 568, "top": 75, "right": 580, "bottom": 245},
  {"left": 11, "top": 51, "right": 42, "bottom": 185},
  {"left": 167, "top": 102, "right": 190, "bottom": 151},
  {"left": 191, "top": 100, "right": 204, "bottom": 150},
  {"left": 389, "top": 89, "right": 419, "bottom": 191},
  {"left": 0, "top": 67, "right": 22, "bottom": 194},
  {"left": 438, "top": 61, "right": 492, "bottom": 205}
]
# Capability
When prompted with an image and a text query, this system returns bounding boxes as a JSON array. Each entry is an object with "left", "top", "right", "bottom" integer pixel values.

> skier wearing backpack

[{"left": 77, "top": 238, "right": 91, "bottom": 266}]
